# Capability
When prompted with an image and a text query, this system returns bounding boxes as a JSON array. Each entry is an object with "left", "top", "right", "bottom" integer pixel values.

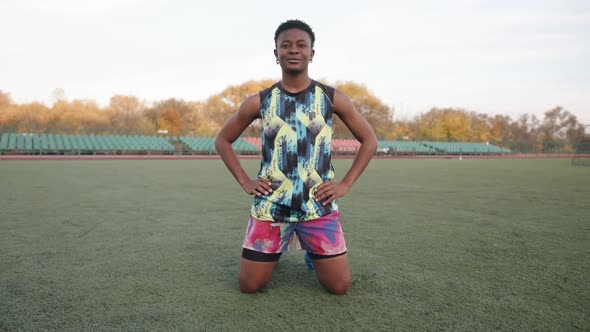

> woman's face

[{"left": 274, "top": 28, "right": 314, "bottom": 74}]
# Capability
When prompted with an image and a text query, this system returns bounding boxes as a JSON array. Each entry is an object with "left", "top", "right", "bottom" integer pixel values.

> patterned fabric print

[
  {"left": 251, "top": 81, "right": 338, "bottom": 222},
  {"left": 242, "top": 211, "right": 347, "bottom": 255},
  {"left": 242, "top": 216, "right": 293, "bottom": 253}
]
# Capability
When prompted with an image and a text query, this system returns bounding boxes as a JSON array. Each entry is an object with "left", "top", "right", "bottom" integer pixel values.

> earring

[
  {"left": 309, "top": 59, "right": 313, "bottom": 63},
  {"left": 276, "top": 59, "right": 279, "bottom": 64}
]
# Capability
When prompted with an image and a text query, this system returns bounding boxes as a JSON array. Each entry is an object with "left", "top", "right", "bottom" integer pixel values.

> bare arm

[
  {"left": 215, "top": 94, "right": 273, "bottom": 196},
  {"left": 314, "top": 89, "right": 378, "bottom": 205}
]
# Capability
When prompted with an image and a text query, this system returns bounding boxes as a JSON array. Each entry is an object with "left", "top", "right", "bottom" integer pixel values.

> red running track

[{"left": 0, "top": 153, "right": 580, "bottom": 161}]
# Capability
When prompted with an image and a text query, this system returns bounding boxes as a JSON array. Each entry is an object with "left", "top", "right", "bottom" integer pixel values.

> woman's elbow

[
  {"left": 215, "top": 134, "right": 229, "bottom": 152},
  {"left": 364, "top": 135, "right": 378, "bottom": 153}
]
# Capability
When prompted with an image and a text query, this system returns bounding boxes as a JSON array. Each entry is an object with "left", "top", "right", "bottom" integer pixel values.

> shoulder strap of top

[
  {"left": 259, "top": 82, "right": 279, "bottom": 102},
  {"left": 314, "top": 81, "right": 335, "bottom": 105}
]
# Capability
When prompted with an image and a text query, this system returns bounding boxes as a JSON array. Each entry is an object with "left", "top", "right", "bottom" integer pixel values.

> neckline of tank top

[{"left": 277, "top": 79, "right": 315, "bottom": 97}]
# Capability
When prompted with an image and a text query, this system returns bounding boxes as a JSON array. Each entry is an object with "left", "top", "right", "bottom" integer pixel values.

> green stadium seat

[
  {"left": 55, "top": 135, "right": 65, "bottom": 150},
  {"left": 71, "top": 135, "right": 82, "bottom": 150},
  {"left": 48, "top": 134, "right": 57, "bottom": 150},
  {"left": 32, "top": 134, "right": 40, "bottom": 151},
  {"left": 16, "top": 133, "right": 25, "bottom": 150},
  {"left": 97, "top": 135, "right": 108, "bottom": 150},
  {"left": 62, "top": 135, "right": 72, "bottom": 150},
  {"left": 8, "top": 133, "right": 17, "bottom": 149},
  {"left": 40, "top": 134, "right": 49, "bottom": 150},
  {"left": 24, "top": 134, "right": 33, "bottom": 151},
  {"left": 110, "top": 136, "right": 121, "bottom": 150},
  {"left": 0, "top": 133, "right": 9, "bottom": 151},
  {"left": 81, "top": 135, "right": 92, "bottom": 150}
]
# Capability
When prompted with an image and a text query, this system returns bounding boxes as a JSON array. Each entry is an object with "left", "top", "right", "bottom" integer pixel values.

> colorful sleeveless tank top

[{"left": 251, "top": 80, "right": 338, "bottom": 222}]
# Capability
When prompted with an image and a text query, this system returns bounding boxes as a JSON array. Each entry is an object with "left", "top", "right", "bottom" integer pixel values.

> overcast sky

[{"left": 1, "top": 0, "right": 588, "bottom": 125}]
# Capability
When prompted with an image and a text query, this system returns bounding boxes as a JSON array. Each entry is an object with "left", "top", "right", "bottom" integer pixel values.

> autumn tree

[
  {"left": 0, "top": 90, "right": 12, "bottom": 109},
  {"left": 204, "top": 79, "right": 275, "bottom": 127},
  {"left": 12, "top": 102, "right": 51, "bottom": 133},
  {"left": 332, "top": 81, "right": 393, "bottom": 139},
  {"left": 416, "top": 108, "right": 499, "bottom": 142},
  {"left": 188, "top": 101, "right": 219, "bottom": 137},
  {"left": 390, "top": 118, "right": 418, "bottom": 140},
  {"left": 417, "top": 108, "right": 454, "bottom": 140},
  {"left": 148, "top": 99, "right": 191, "bottom": 125},
  {"left": 468, "top": 113, "right": 493, "bottom": 142},
  {"left": 1, "top": 84, "right": 587, "bottom": 147},
  {"left": 157, "top": 107, "right": 184, "bottom": 136},
  {"left": 0, "top": 91, "right": 16, "bottom": 132},
  {"left": 50, "top": 99, "right": 110, "bottom": 134},
  {"left": 489, "top": 115, "right": 514, "bottom": 142},
  {"left": 106, "top": 95, "right": 146, "bottom": 135}
]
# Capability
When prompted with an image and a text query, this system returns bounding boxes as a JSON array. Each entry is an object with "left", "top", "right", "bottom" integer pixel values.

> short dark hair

[{"left": 274, "top": 19, "right": 315, "bottom": 48}]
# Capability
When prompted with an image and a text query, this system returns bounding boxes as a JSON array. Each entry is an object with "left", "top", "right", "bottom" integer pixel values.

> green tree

[{"left": 538, "top": 106, "right": 581, "bottom": 143}]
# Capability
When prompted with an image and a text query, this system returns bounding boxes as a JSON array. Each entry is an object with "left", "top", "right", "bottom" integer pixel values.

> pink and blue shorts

[{"left": 242, "top": 211, "right": 347, "bottom": 261}]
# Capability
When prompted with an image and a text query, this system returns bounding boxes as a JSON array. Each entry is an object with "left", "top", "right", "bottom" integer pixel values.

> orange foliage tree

[
  {"left": 332, "top": 81, "right": 393, "bottom": 139},
  {"left": 0, "top": 84, "right": 587, "bottom": 145},
  {"left": 157, "top": 107, "right": 184, "bottom": 137}
]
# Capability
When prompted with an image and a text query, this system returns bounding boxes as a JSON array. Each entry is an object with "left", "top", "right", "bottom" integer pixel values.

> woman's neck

[{"left": 280, "top": 72, "right": 312, "bottom": 94}]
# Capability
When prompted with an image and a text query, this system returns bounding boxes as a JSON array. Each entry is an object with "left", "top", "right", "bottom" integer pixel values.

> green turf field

[{"left": 0, "top": 159, "right": 588, "bottom": 331}]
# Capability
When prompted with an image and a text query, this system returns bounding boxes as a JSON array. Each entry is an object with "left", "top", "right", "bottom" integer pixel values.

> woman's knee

[
  {"left": 238, "top": 275, "right": 271, "bottom": 293},
  {"left": 323, "top": 277, "right": 351, "bottom": 295},
  {"left": 238, "top": 257, "right": 277, "bottom": 293},
  {"left": 239, "top": 280, "right": 259, "bottom": 293}
]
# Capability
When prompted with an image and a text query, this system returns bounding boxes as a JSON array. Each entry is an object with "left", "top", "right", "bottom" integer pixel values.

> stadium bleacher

[
  {"left": 0, "top": 133, "right": 175, "bottom": 154},
  {"left": 332, "top": 139, "right": 360, "bottom": 153},
  {"left": 0, "top": 132, "right": 511, "bottom": 156},
  {"left": 421, "top": 141, "right": 510, "bottom": 155},
  {"left": 179, "top": 136, "right": 258, "bottom": 154},
  {"left": 242, "top": 137, "right": 261, "bottom": 150},
  {"left": 378, "top": 140, "right": 437, "bottom": 155}
]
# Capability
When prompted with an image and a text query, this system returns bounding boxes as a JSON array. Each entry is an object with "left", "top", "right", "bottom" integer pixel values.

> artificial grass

[{"left": 0, "top": 159, "right": 588, "bottom": 331}]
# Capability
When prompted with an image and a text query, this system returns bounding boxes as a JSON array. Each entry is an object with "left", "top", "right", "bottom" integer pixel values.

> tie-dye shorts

[{"left": 242, "top": 211, "right": 347, "bottom": 256}]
